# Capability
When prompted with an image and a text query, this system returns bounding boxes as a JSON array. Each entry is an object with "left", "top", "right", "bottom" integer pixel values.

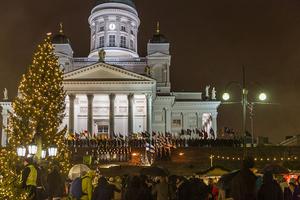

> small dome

[
  {"left": 150, "top": 22, "right": 168, "bottom": 43},
  {"left": 150, "top": 34, "right": 168, "bottom": 43},
  {"left": 52, "top": 34, "right": 70, "bottom": 44},
  {"left": 95, "top": 0, "right": 136, "bottom": 8},
  {"left": 52, "top": 23, "right": 70, "bottom": 44}
]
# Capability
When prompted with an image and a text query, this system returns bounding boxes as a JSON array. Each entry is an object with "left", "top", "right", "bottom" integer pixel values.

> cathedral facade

[{"left": 0, "top": 0, "right": 220, "bottom": 146}]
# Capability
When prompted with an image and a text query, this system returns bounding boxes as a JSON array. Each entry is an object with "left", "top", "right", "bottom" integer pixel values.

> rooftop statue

[{"left": 3, "top": 88, "right": 8, "bottom": 101}]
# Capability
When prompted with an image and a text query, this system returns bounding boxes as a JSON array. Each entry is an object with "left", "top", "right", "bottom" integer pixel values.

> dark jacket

[
  {"left": 293, "top": 186, "right": 300, "bottom": 200},
  {"left": 21, "top": 164, "right": 31, "bottom": 188},
  {"left": 230, "top": 168, "right": 257, "bottom": 200},
  {"left": 92, "top": 177, "right": 114, "bottom": 200},
  {"left": 176, "top": 180, "right": 190, "bottom": 200},
  {"left": 189, "top": 178, "right": 209, "bottom": 200},
  {"left": 47, "top": 168, "right": 64, "bottom": 198},
  {"left": 257, "top": 172, "right": 283, "bottom": 200},
  {"left": 124, "top": 176, "right": 152, "bottom": 200}
]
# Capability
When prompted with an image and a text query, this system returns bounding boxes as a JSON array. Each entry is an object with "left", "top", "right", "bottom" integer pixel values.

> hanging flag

[{"left": 146, "top": 142, "right": 155, "bottom": 153}]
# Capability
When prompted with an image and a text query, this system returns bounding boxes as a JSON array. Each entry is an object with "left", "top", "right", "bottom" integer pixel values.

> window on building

[
  {"left": 120, "top": 36, "right": 126, "bottom": 48},
  {"left": 99, "top": 36, "right": 104, "bottom": 48},
  {"left": 130, "top": 40, "right": 134, "bottom": 50},
  {"left": 121, "top": 26, "right": 126, "bottom": 32},
  {"left": 109, "top": 35, "right": 116, "bottom": 47},
  {"left": 99, "top": 26, "right": 104, "bottom": 32},
  {"left": 97, "top": 125, "right": 109, "bottom": 134},
  {"left": 130, "top": 30, "right": 134, "bottom": 35},
  {"left": 172, "top": 119, "right": 181, "bottom": 127}
]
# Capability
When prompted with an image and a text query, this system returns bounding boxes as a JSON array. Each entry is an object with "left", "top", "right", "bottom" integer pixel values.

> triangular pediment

[
  {"left": 147, "top": 52, "right": 170, "bottom": 57},
  {"left": 64, "top": 62, "right": 154, "bottom": 82}
]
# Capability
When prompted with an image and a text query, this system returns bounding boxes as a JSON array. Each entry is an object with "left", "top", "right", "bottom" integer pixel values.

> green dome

[{"left": 95, "top": 0, "right": 136, "bottom": 8}]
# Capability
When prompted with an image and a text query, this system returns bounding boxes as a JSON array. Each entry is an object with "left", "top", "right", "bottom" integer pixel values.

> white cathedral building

[{"left": 0, "top": 0, "right": 220, "bottom": 146}]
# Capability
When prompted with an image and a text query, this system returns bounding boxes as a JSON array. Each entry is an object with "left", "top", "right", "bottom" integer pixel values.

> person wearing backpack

[
  {"left": 70, "top": 171, "right": 93, "bottom": 200},
  {"left": 70, "top": 177, "right": 83, "bottom": 199}
]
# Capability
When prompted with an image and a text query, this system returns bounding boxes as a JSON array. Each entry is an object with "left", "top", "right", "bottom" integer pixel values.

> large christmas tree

[{"left": 0, "top": 35, "right": 71, "bottom": 199}]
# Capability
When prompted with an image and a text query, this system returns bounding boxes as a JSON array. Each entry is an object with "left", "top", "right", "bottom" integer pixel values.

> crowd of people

[
  {"left": 65, "top": 137, "right": 242, "bottom": 149},
  {"left": 19, "top": 156, "right": 300, "bottom": 200}
]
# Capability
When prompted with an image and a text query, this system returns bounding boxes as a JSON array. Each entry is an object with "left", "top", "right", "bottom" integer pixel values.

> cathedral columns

[
  {"left": 164, "top": 108, "right": 171, "bottom": 134},
  {"left": 127, "top": 93, "right": 134, "bottom": 136},
  {"left": 146, "top": 94, "right": 153, "bottom": 138},
  {"left": 68, "top": 94, "right": 76, "bottom": 133},
  {"left": 212, "top": 112, "right": 218, "bottom": 136},
  {"left": 87, "top": 94, "right": 94, "bottom": 134},
  {"left": 109, "top": 93, "right": 116, "bottom": 138}
]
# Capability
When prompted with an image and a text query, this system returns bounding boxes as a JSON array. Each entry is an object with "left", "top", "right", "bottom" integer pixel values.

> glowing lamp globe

[
  {"left": 17, "top": 146, "right": 26, "bottom": 157},
  {"left": 28, "top": 143, "right": 37, "bottom": 155},
  {"left": 41, "top": 149, "right": 47, "bottom": 159},
  {"left": 222, "top": 93, "right": 230, "bottom": 101},
  {"left": 259, "top": 93, "right": 267, "bottom": 101},
  {"left": 48, "top": 145, "right": 58, "bottom": 157}
]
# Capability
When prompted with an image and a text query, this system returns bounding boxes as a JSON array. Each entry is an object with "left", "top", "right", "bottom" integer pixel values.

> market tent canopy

[{"left": 197, "top": 166, "right": 230, "bottom": 177}]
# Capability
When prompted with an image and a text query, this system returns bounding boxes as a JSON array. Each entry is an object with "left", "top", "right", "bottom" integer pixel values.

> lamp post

[
  {"left": 210, "top": 155, "right": 214, "bottom": 167},
  {"left": 17, "top": 146, "right": 26, "bottom": 157},
  {"left": 222, "top": 67, "right": 267, "bottom": 151},
  {"left": 28, "top": 143, "right": 38, "bottom": 155},
  {"left": 48, "top": 145, "right": 58, "bottom": 157}
]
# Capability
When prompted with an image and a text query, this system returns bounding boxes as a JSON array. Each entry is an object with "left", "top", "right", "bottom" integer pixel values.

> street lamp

[
  {"left": 259, "top": 93, "right": 267, "bottom": 101},
  {"left": 41, "top": 149, "right": 47, "bottom": 159},
  {"left": 222, "top": 67, "right": 268, "bottom": 150},
  {"left": 48, "top": 145, "right": 58, "bottom": 157},
  {"left": 28, "top": 143, "right": 38, "bottom": 155},
  {"left": 222, "top": 93, "right": 230, "bottom": 101},
  {"left": 17, "top": 146, "right": 26, "bottom": 157}
]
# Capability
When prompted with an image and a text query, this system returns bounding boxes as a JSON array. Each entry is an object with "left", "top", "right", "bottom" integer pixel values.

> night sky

[{"left": 1, "top": 0, "right": 300, "bottom": 143}]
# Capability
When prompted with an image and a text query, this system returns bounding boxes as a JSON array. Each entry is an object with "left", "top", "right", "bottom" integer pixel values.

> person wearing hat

[{"left": 21, "top": 158, "right": 38, "bottom": 200}]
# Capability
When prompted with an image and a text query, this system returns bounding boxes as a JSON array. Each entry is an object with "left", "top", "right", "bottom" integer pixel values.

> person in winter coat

[
  {"left": 176, "top": 176, "right": 190, "bottom": 200},
  {"left": 124, "top": 176, "right": 152, "bottom": 200},
  {"left": 47, "top": 165, "right": 65, "bottom": 200},
  {"left": 92, "top": 177, "right": 114, "bottom": 200},
  {"left": 257, "top": 171, "right": 283, "bottom": 200},
  {"left": 152, "top": 177, "right": 169, "bottom": 200},
  {"left": 188, "top": 178, "right": 209, "bottom": 200},
  {"left": 21, "top": 158, "right": 38, "bottom": 200},
  {"left": 229, "top": 156, "right": 257, "bottom": 200}
]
